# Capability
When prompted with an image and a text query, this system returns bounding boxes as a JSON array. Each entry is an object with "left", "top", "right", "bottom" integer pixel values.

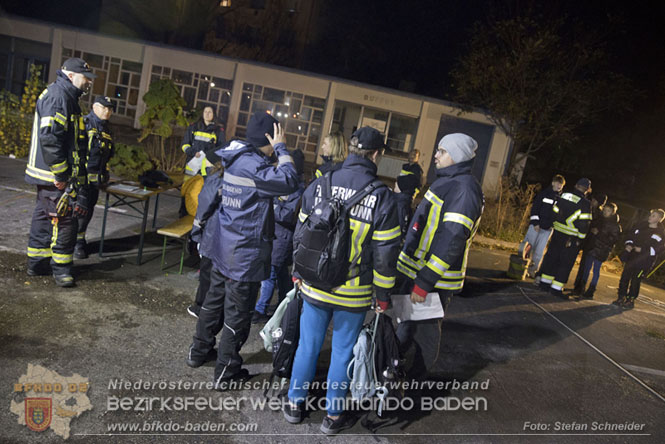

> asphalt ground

[{"left": 1, "top": 156, "right": 664, "bottom": 443}]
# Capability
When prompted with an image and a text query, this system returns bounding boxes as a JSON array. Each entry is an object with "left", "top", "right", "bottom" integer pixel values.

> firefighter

[
  {"left": 186, "top": 112, "right": 299, "bottom": 388},
  {"left": 394, "top": 149, "right": 424, "bottom": 238},
  {"left": 538, "top": 178, "right": 593, "bottom": 298},
  {"left": 614, "top": 209, "right": 665, "bottom": 309},
  {"left": 74, "top": 96, "right": 116, "bottom": 259},
  {"left": 181, "top": 105, "right": 225, "bottom": 178},
  {"left": 25, "top": 58, "right": 95, "bottom": 287},
  {"left": 395, "top": 133, "right": 484, "bottom": 379},
  {"left": 285, "top": 127, "right": 401, "bottom": 434},
  {"left": 521, "top": 174, "right": 565, "bottom": 279}
]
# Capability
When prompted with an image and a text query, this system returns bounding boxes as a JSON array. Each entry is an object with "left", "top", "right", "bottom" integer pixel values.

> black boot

[
  {"left": 582, "top": 285, "right": 595, "bottom": 299},
  {"left": 572, "top": 283, "right": 584, "bottom": 296},
  {"left": 612, "top": 295, "right": 626, "bottom": 306}
]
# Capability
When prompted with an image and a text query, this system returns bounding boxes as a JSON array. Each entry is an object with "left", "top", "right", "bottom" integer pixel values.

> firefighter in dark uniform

[
  {"left": 74, "top": 96, "right": 116, "bottom": 259},
  {"left": 285, "top": 127, "right": 401, "bottom": 432},
  {"left": 396, "top": 133, "right": 484, "bottom": 379},
  {"left": 395, "top": 149, "right": 424, "bottom": 238},
  {"left": 538, "top": 178, "right": 593, "bottom": 298},
  {"left": 25, "top": 58, "right": 95, "bottom": 287},
  {"left": 181, "top": 106, "right": 226, "bottom": 178}
]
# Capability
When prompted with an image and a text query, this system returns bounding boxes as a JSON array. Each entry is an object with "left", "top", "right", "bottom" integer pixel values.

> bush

[
  {"left": 479, "top": 177, "right": 539, "bottom": 243},
  {"left": 108, "top": 143, "right": 153, "bottom": 180},
  {"left": 0, "top": 64, "right": 44, "bottom": 157}
]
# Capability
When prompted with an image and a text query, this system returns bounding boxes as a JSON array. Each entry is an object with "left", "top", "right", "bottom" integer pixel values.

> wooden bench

[{"left": 157, "top": 214, "right": 194, "bottom": 274}]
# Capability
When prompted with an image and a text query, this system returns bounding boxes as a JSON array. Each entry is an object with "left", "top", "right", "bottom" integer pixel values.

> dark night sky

[{"left": 3, "top": 0, "right": 665, "bottom": 201}]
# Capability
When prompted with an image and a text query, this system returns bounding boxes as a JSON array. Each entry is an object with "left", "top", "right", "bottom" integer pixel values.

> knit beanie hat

[
  {"left": 246, "top": 112, "right": 279, "bottom": 148},
  {"left": 438, "top": 133, "right": 478, "bottom": 164}
]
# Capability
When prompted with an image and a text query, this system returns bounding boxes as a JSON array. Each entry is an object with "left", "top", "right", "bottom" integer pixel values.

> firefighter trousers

[
  {"left": 539, "top": 230, "right": 581, "bottom": 291},
  {"left": 76, "top": 186, "right": 100, "bottom": 246},
  {"left": 27, "top": 185, "right": 77, "bottom": 276}
]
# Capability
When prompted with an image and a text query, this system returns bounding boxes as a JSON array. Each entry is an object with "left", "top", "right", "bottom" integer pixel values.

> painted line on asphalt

[
  {"left": 518, "top": 287, "right": 665, "bottom": 404},
  {"left": 0, "top": 185, "right": 35, "bottom": 194},
  {"left": 621, "top": 364, "right": 665, "bottom": 379}
]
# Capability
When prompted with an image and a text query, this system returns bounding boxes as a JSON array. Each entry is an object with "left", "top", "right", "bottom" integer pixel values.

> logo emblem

[{"left": 25, "top": 398, "right": 52, "bottom": 432}]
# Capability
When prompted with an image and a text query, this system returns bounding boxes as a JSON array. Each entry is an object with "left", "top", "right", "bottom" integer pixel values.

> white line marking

[{"left": 518, "top": 287, "right": 665, "bottom": 404}]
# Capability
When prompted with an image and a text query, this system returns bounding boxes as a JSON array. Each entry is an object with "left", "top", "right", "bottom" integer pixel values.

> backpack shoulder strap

[
  {"left": 344, "top": 178, "right": 385, "bottom": 211},
  {"left": 321, "top": 171, "right": 333, "bottom": 200}
]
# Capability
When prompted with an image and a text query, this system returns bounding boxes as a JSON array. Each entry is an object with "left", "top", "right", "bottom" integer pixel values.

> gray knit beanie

[{"left": 438, "top": 133, "right": 478, "bottom": 164}]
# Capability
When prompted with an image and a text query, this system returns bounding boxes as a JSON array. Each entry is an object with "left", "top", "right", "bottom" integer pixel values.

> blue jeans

[
  {"left": 255, "top": 264, "right": 291, "bottom": 314},
  {"left": 288, "top": 299, "right": 365, "bottom": 416},
  {"left": 581, "top": 255, "right": 603, "bottom": 288}
]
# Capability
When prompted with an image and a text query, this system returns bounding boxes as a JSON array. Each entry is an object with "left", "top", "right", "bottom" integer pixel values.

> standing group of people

[
  {"left": 182, "top": 112, "right": 484, "bottom": 435},
  {"left": 25, "top": 57, "right": 116, "bottom": 286},
  {"left": 520, "top": 174, "right": 665, "bottom": 308}
]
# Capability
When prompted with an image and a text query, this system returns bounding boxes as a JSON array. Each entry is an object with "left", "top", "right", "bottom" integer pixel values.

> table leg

[
  {"left": 137, "top": 197, "right": 150, "bottom": 265},
  {"left": 153, "top": 193, "right": 160, "bottom": 229},
  {"left": 99, "top": 191, "right": 111, "bottom": 258}
]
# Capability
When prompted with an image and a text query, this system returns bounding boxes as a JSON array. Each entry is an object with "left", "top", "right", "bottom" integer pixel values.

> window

[
  {"left": 332, "top": 100, "right": 418, "bottom": 157},
  {"left": 151, "top": 65, "right": 234, "bottom": 127},
  {"left": 62, "top": 47, "right": 142, "bottom": 119},
  {"left": 235, "top": 82, "right": 326, "bottom": 152}
]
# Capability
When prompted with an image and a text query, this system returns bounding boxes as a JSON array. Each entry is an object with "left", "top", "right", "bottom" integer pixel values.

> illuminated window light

[{"left": 210, "top": 82, "right": 215, "bottom": 87}]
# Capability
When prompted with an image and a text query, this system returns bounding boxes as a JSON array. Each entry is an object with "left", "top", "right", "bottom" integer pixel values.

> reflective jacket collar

[
  {"left": 55, "top": 70, "right": 84, "bottom": 100},
  {"left": 572, "top": 188, "right": 587, "bottom": 199},
  {"left": 436, "top": 159, "right": 474, "bottom": 178},
  {"left": 341, "top": 153, "right": 378, "bottom": 176}
]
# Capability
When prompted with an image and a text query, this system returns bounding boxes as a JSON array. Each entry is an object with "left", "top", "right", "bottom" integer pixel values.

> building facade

[{"left": 0, "top": 15, "right": 512, "bottom": 193}]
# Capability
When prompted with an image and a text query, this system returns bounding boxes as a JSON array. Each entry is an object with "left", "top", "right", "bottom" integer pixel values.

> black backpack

[
  {"left": 265, "top": 291, "right": 303, "bottom": 396},
  {"left": 293, "top": 171, "right": 383, "bottom": 291},
  {"left": 374, "top": 314, "right": 404, "bottom": 388}
]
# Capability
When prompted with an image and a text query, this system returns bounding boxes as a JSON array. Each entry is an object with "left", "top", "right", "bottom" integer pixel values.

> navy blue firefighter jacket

[
  {"left": 208, "top": 140, "right": 299, "bottom": 282},
  {"left": 397, "top": 159, "right": 484, "bottom": 296}
]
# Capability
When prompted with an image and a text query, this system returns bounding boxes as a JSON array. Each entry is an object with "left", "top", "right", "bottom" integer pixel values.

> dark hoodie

[{"left": 588, "top": 213, "right": 622, "bottom": 262}]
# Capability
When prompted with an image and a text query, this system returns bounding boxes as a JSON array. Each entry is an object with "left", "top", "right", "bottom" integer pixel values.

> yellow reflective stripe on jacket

[
  {"left": 40, "top": 116, "right": 54, "bottom": 128},
  {"left": 182, "top": 143, "right": 191, "bottom": 153},
  {"left": 26, "top": 165, "right": 55, "bottom": 182},
  {"left": 301, "top": 282, "right": 372, "bottom": 308},
  {"left": 424, "top": 189, "right": 443, "bottom": 206},
  {"left": 193, "top": 131, "right": 216, "bottom": 142},
  {"left": 372, "top": 225, "right": 401, "bottom": 241},
  {"left": 434, "top": 280, "right": 464, "bottom": 290},
  {"left": 578, "top": 212, "right": 592, "bottom": 220},
  {"left": 398, "top": 251, "right": 421, "bottom": 271},
  {"left": 50, "top": 160, "right": 68, "bottom": 174},
  {"left": 415, "top": 193, "right": 442, "bottom": 259},
  {"left": 54, "top": 112, "right": 67, "bottom": 127},
  {"left": 397, "top": 260, "right": 417, "bottom": 279},
  {"left": 101, "top": 132, "right": 112, "bottom": 141},
  {"left": 399, "top": 169, "right": 414, "bottom": 176},
  {"left": 27, "top": 247, "right": 52, "bottom": 257},
  {"left": 442, "top": 212, "right": 474, "bottom": 231},
  {"left": 373, "top": 270, "right": 395, "bottom": 289},
  {"left": 425, "top": 254, "right": 449, "bottom": 276},
  {"left": 349, "top": 219, "right": 371, "bottom": 264},
  {"left": 201, "top": 158, "right": 208, "bottom": 176},
  {"left": 88, "top": 174, "right": 99, "bottom": 183},
  {"left": 315, "top": 169, "right": 322, "bottom": 178},
  {"left": 298, "top": 210, "right": 307, "bottom": 223}
]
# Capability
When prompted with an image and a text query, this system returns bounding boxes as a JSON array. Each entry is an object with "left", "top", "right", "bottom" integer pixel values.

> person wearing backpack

[
  {"left": 285, "top": 127, "right": 401, "bottom": 435},
  {"left": 185, "top": 112, "right": 299, "bottom": 388},
  {"left": 395, "top": 133, "right": 484, "bottom": 379}
]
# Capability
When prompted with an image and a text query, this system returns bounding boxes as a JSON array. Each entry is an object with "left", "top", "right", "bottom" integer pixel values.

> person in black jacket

[
  {"left": 181, "top": 106, "right": 226, "bottom": 178},
  {"left": 520, "top": 174, "right": 565, "bottom": 278},
  {"left": 615, "top": 209, "right": 665, "bottom": 308},
  {"left": 314, "top": 131, "right": 346, "bottom": 180},
  {"left": 74, "top": 96, "right": 116, "bottom": 259},
  {"left": 25, "top": 58, "right": 95, "bottom": 287},
  {"left": 538, "top": 178, "right": 593, "bottom": 298},
  {"left": 573, "top": 192, "right": 608, "bottom": 293},
  {"left": 395, "top": 133, "right": 484, "bottom": 379},
  {"left": 576, "top": 202, "right": 621, "bottom": 299},
  {"left": 252, "top": 149, "right": 306, "bottom": 323},
  {"left": 395, "top": 149, "right": 424, "bottom": 238}
]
